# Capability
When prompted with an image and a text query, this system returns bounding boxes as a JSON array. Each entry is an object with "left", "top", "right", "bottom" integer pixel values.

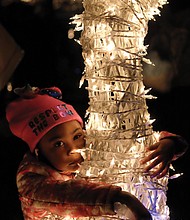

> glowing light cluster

[{"left": 72, "top": 0, "right": 169, "bottom": 219}]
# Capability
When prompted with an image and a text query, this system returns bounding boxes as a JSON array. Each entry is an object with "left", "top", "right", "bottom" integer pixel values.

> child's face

[{"left": 38, "top": 120, "right": 85, "bottom": 173}]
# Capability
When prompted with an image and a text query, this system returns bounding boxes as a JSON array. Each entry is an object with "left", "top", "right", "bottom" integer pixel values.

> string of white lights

[{"left": 72, "top": 0, "right": 169, "bottom": 219}]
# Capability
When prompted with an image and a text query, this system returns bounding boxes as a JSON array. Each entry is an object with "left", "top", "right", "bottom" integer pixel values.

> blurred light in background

[{"left": 68, "top": 28, "right": 75, "bottom": 39}]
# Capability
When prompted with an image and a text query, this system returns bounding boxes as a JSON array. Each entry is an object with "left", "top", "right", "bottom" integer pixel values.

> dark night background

[{"left": 0, "top": 0, "right": 190, "bottom": 219}]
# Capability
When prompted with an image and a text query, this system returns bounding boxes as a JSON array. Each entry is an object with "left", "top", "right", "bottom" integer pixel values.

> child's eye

[
  {"left": 73, "top": 134, "right": 83, "bottom": 140},
  {"left": 54, "top": 141, "right": 64, "bottom": 148}
]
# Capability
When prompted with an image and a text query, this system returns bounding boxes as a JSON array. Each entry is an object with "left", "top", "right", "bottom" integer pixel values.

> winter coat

[{"left": 17, "top": 152, "right": 121, "bottom": 220}]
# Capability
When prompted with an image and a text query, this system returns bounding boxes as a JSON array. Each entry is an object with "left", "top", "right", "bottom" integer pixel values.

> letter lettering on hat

[
  {"left": 39, "top": 113, "right": 45, "bottom": 120},
  {"left": 45, "top": 109, "right": 53, "bottom": 117},
  {"left": 34, "top": 117, "right": 39, "bottom": 124},
  {"left": 53, "top": 114, "right": 59, "bottom": 120},
  {"left": 28, "top": 121, "right": 36, "bottom": 129},
  {"left": 67, "top": 110, "right": 73, "bottom": 115},
  {"left": 32, "top": 120, "right": 48, "bottom": 136}
]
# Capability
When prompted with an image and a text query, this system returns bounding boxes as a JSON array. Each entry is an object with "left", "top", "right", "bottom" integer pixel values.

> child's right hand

[{"left": 114, "top": 191, "right": 152, "bottom": 220}]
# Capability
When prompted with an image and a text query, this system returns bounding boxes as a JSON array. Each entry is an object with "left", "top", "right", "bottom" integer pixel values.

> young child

[{"left": 5, "top": 85, "right": 188, "bottom": 220}]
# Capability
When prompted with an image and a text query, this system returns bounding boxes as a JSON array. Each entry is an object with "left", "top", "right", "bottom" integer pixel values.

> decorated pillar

[{"left": 72, "top": 0, "right": 169, "bottom": 219}]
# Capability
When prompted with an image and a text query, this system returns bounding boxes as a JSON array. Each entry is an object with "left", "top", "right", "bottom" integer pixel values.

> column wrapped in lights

[{"left": 72, "top": 0, "right": 169, "bottom": 219}]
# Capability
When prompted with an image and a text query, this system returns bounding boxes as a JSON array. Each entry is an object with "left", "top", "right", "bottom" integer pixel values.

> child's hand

[{"left": 141, "top": 138, "right": 175, "bottom": 178}]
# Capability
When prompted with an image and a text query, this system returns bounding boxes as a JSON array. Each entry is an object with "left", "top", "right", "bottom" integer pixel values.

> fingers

[
  {"left": 150, "top": 165, "right": 169, "bottom": 179},
  {"left": 141, "top": 150, "right": 159, "bottom": 164},
  {"left": 144, "top": 157, "right": 169, "bottom": 178},
  {"left": 140, "top": 139, "right": 175, "bottom": 179},
  {"left": 143, "top": 156, "right": 162, "bottom": 173},
  {"left": 141, "top": 142, "right": 160, "bottom": 164},
  {"left": 156, "top": 166, "right": 169, "bottom": 179}
]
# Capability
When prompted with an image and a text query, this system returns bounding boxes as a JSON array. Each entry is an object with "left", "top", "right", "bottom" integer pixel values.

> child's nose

[{"left": 66, "top": 142, "right": 80, "bottom": 155}]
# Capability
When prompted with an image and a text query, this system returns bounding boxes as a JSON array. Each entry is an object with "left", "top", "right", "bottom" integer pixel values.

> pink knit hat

[{"left": 6, "top": 85, "right": 83, "bottom": 152}]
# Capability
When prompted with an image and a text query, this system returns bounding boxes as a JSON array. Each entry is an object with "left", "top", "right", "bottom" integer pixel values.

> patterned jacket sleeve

[
  {"left": 17, "top": 153, "right": 121, "bottom": 218},
  {"left": 159, "top": 131, "right": 189, "bottom": 160}
]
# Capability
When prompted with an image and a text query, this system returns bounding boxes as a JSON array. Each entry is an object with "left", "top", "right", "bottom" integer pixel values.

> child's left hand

[{"left": 140, "top": 138, "right": 176, "bottom": 179}]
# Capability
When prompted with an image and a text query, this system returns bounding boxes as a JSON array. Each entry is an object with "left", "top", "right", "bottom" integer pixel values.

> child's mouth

[
  {"left": 69, "top": 159, "right": 83, "bottom": 166},
  {"left": 69, "top": 162, "right": 76, "bottom": 165}
]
